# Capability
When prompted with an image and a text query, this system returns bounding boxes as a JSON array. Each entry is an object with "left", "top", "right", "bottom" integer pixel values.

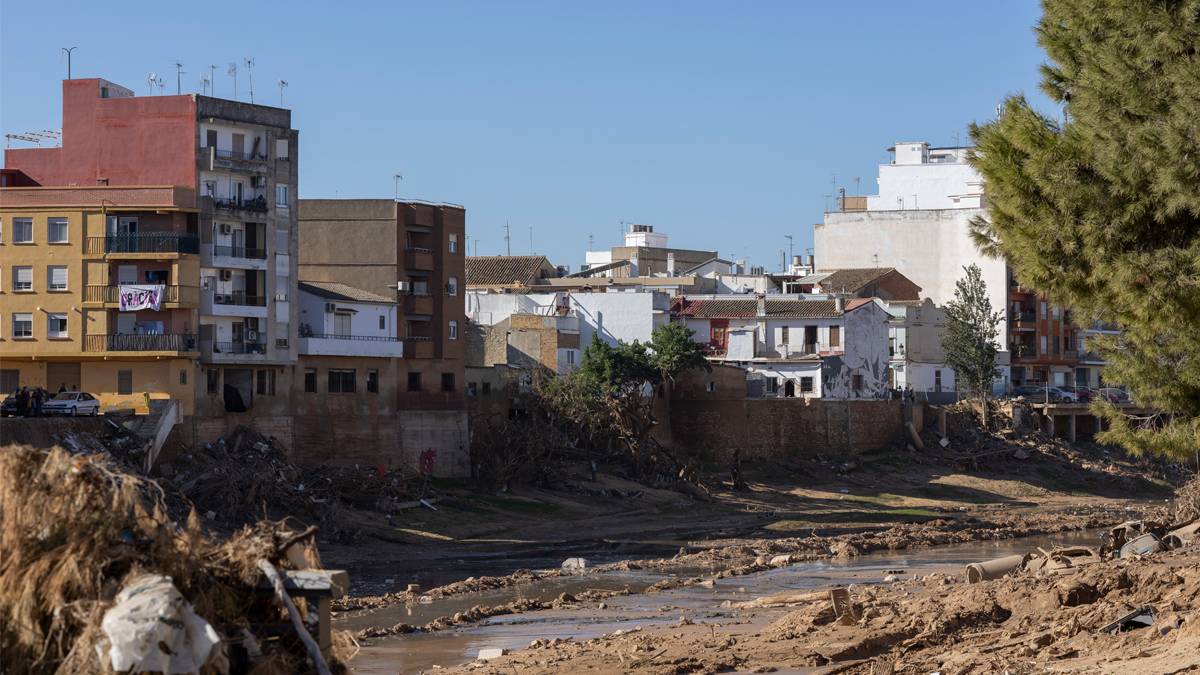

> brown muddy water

[{"left": 337, "top": 530, "right": 1101, "bottom": 674}]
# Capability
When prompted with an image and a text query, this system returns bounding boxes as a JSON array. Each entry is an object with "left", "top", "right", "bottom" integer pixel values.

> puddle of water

[{"left": 340, "top": 530, "right": 1101, "bottom": 674}]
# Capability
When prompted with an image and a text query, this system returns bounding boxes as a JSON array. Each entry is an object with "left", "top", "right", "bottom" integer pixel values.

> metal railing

[
  {"left": 207, "top": 341, "right": 268, "bottom": 355},
  {"left": 405, "top": 336, "right": 434, "bottom": 341},
  {"left": 85, "top": 333, "right": 194, "bottom": 352},
  {"left": 1063, "top": 349, "right": 1079, "bottom": 359},
  {"left": 85, "top": 285, "right": 198, "bottom": 304},
  {"left": 215, "top": 149, "right": 267, "bottom": 162},
  {"left": 305, "top": 333, "right": 401, "bottom": 342},
  {"left": 1010, "top": 310, "right": 1036, "bottom": 323},
  {"left": 211, "top": 293, "right": 267, "bottom": 307},
  {"left": 213, "top": 197, "right": 268, "bottom": 213},
  {"left": 86, "top": 233, "right": 200, "bottom": 255},
  {"left": 405, "top": 246, "right": 434, "bottom": 253},
  {"left": 213, "top": 245, "right": 268, "bottom": 260},
  {"left": 1010, "top": 344, "right": 1037, "bottom": 358}
]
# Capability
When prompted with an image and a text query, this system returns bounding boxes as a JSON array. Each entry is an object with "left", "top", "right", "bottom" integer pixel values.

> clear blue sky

[{"left": 1, "top": 1, "right": 1054, "bottom": 271}]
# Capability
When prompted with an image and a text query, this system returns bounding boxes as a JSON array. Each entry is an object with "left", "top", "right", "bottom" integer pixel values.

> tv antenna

[
  {"left": 147, "top": 73, "right": 162, "bottom": 96},
  {"left": 529, "top": 227, "right": 534, "bottom": 255},
  {"left": 588, "top": 234, "right": 593, "bottom": 252},
  {"left": 199, "top": 75, "right": 211, "bottom": 95},
  {"left": 209, "top": 65, "right": 217, "bottom": 96},
  {"left": 853, "top": 176, "right": 860, "bottom": 196},
  {"left": 785, "top": 235, "right": 793, "bottom": 263},
  {"left": 244, "top": 58, "right": 255, "bottom": 103},
  {"left": 951, "top": 131, "right": 960, "bottom": 150},
  {"left": 227, "top": 63, "right": 237, "bottom": 100},
  {"left": 277, "top": 79, "right": 288, "bottom": 107},
  {"left": 172, "top": 61, "right": 186, "bottom": 95},
  {"left": 61, "top": 47, "right": 78, "bottom": 80},
  {"left": 504, "top": 221, "right": 511, "bottom": 256},
  {"left": 392, "top": 173, "right": 403, "bottom": 201}
]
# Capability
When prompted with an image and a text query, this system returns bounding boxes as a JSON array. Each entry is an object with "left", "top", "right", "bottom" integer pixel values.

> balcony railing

[
  {"left": 215, "top": 149, "right": 267, "bottom": 162},
  {"left": 1010, "top": 310, "right": 1036, "bottom": 323},
  {"left": 212, "top": 293, "right": 267, "bottom": 307},
  {"left": 306, "top": 333, "right": 400, "bottom": 342},
  {"left": 208, "top": 341, "right": 268, "bottom": 355},
  {"left": 1063, "top": 349, "right": 1079, "bottom": 359},
  {"left": 86, "top": 233, "right": 200, "bottom": 255},
  {"left": 213, "top": 245, "right": 268, "bottom": 260},
  {"left": 214, "top": 196, "right": 268, "bottom": 213},
  {"left": 85, "top": 285, "right": 199, "bottom": 305},
  {"left": 85, "top": 333, "right": 195, "bottom": 352},
  {"left": 405, "top": 335, "right": 434, "bottom": 341}
]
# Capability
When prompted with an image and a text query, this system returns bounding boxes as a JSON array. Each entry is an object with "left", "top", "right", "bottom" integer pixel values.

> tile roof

[
  {"left": 298, "top": 280, "right": 395, "bottom": 305},
  {"left": 816, "top": 268, "right": 896, "bottom": 294},
  {"left": 885, "top": 299, "right": 924, "bottom": 307},
  {"left": 671, "top": 298, "right": 849, "bottom": 318},
  {"left": 466, "top": 256, "right": 551, "bottom": 286}
]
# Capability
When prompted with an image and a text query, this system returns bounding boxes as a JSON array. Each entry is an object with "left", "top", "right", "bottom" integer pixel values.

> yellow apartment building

[{"left": 0, "top": 186, "right": 200, "bottom": 414}]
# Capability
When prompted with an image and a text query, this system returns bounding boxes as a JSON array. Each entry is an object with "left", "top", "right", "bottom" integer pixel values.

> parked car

[
  {"left": 1010, "top": 385, "right": 1063, "bottom": 403},
  {"left": 42, "top": 391, "right": 102, "bottom": 416},
  {"left": 1057, "top": 385, "right": 1093, "bottom": 403},
  {"left": 1098, "top": 388, "right": 1131, "bottom": 404},
  {"left": 0, "top": 388, "right": 52, "bottom": 417}
]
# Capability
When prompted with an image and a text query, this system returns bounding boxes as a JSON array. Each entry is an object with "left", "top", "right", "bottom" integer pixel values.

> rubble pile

[{"left": 0, "top": 443, "right": 355, "bottom": 675}]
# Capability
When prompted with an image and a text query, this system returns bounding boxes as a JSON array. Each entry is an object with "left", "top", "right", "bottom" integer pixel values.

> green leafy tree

[
  {"left": 966, "top": 0, "right": 1200, "bottom": 457},
  {"left": 940, "top": 264, "right": 1002, "bottom": 422},
  {"left": 573, "top": 324, "right": 711, "bottom": 477}
]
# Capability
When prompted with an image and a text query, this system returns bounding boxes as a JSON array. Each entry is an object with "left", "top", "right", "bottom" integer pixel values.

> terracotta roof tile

[
  {"left": 672, "top": 298, "right": 849, "bottom": 318},
  {"left": 817, "top": 268, "right": 895, "bottom": 294},
  {"left": 466, "top": 256, "right": 551, "bottom": 286},
  {"left": 298, "top": 281, "right": 395, "bottom": 304}
]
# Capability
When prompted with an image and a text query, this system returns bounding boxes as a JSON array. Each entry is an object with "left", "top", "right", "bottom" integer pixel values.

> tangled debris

[{"left": 0, "top": 443, "right": 355, "bottom": 675}]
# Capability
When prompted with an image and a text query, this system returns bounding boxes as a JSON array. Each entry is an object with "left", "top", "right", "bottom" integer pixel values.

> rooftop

[
  {"left": 298, "top": 280, "right": 395, "bottom": 305},
  {"left": 815, "top": 268, "right": 899, "bottom": 293},
  {"left": 466, "top": 256, "right": 552, "bottom": 286},
  {"left": 671, "top": 297, "right": 871, "bottom": 318}
]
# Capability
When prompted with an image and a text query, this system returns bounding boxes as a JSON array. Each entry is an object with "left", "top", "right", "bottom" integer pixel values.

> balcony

[
  {"left": 404, "top": 247, "right": 435, "bottom": 271},
  {"left": 85, "top": 333, "right": 197, "bottom": 353},
  {"left": 201, "top": 291, "right": 269, "bottom": 318},
  {"left": 298, "top": 333, "right": 404, "bottom": 358},
  {"left": 404, "top": 337, "right": 434, "bottom": 359},
  {"left": 404, "top": 294, "right": 435, "bottom": 315},
  {"left": 85, "top": 232, "right": 200, "bottom": 256},
  {"left": 84, "top": 284, "right": 200, "bottom": 308},
  {"left": 203, "top": 243, "right": 269, "bottom": 269},
  {"left": 1009, "top": 310, "right": 1037, "bottom": 330},
  {"left": 1010, "top": 343, "right": 1038, "bottom": 359},
  {"left": 1063, "top": 349, "right": 1079, "bottom": 360},
  {"left": 202, "top": 340, "right": 268, "bottom": 362},
  {"left": 213, "top": 196, "right": 268, "bottom": 213}
]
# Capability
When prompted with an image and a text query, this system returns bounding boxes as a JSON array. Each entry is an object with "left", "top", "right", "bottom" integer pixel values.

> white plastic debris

[
  {"left": 478, "top": 648, "right": 507, "bottom": 660},
  {"left": 96, "top": 574, "right": 223, "bottom": 675}
]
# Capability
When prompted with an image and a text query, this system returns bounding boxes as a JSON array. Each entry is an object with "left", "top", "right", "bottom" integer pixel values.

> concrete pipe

[
  {"left": 905, "top": 421, "right": 925, "bottom": 451},
  {"left": 966, "top": 553, "right": 1029, "bottom": 584}
]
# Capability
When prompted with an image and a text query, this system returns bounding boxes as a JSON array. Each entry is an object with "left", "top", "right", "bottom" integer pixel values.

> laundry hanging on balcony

[{"left": 119, "top": 285, "right": 165, "bottom": 312}]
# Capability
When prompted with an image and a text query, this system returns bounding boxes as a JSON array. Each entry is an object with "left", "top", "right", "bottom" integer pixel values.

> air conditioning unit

[
  {"left": 324, "top": 302, "right": 336, "bottom": 313},
  {"left": 246, "top": 330, "right": 258, "bottom": 341},
  {"left": 275, "top": 292, "right": 288, "bottom": 301},
  {"left": 251, "top": 176, "right": 267, "bottom": 188},
  {"left": 219, "top": 223, "right": 231, "bottom": 235},
  {"left": 219, "top": 270, "right": 232, "bottom": 281},
  {"left": 398, "top": 281, "right": 411, "bottom": 292}
]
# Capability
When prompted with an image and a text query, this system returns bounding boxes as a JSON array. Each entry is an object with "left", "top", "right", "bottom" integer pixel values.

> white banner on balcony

[{"left": 119, "top": 285, "right": 165, "bottom": 312}]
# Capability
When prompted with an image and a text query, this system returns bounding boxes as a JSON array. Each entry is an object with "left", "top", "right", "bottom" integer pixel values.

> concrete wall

[
  {"left": 865, "top": 151, "right": 976, "bottom": 211},
  {"left": 297, "top": 290, "right": 396, "bottom": 340},
  {"left": 823, "top": 300, "right": 890, "bottom": 399},
  {"left": 469, "top": 292, "right": 665, "bottom": 348},
  {"left": 297, "top": 199, "right": 398, "bottom": 301}
]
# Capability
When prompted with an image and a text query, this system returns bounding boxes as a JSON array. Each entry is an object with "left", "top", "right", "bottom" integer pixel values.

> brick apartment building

[{"left": 1007, "top": 271, "right": 1081, "bottom": 388}]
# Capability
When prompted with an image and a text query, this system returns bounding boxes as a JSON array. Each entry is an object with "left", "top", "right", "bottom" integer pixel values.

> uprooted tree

[
  {"left": 966, "top": 0, "right": 1200, "bottom": 458},
  {"left": 939, "top": 264, "right": 1002, "bottom": 426}
]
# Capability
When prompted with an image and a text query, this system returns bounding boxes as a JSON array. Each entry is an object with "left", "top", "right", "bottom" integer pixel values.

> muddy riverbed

[{"left": 337, "top": 530, "right": 1101, "bottom": 674}]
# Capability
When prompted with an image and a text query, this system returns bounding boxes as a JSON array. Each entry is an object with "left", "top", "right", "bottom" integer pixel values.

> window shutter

[
  {"left": 16, "top": 267, "right": 32, "bottom": 286},
  {"left": 118, "top": 265, "right": 137, "bottom": 285},
  {"left": 50, "top": 267, "right": 68, "bottom": 289}
]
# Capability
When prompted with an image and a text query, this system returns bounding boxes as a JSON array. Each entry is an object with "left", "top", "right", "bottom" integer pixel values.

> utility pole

[
  {"left": 62, "top": 47, "right": 78, "bottom": 80},
  {"left": 504, "top": 221, "right": 511, "bottom": 256}
]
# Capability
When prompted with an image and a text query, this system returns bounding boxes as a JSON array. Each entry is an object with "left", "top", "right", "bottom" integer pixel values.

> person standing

[
  {"left": 32, "top": 389, "right": 43, "bottom": 418},
  {"left": 17, "top": 387, "right": 30, "bottom": 417},
  {"left": 57, "top": 383, "right": 67, "bottom": 395}
]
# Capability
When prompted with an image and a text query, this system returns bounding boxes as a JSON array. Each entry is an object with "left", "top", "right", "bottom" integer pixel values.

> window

[
  {"left": 12, "top": 219, "right": 32, "bottom": 243},
  {"left": 441, "top": 373, "right": 455, "bottom": 392},
  {"left": 1052, "top": 304, "right": 1060, "bottom": 320},
  {"left": 829, "top": 325, "right": 841, "bottom": 348},
  {"left": 781, "top": 326, "right": 789, "bottom": 344},
  {"left": 13, "top": 267, "right": 32, "bottom": 291},
  {"left": 766, "top": 377, "right": 777, "bottom": 393},
  {"left": 713, "top": 325, "right": 727, "bottom": 345},
  {"left": 367, "top": 369, "right": 378, "bottom": 394},
  {"left": 1040, "top": 335, "right": 1047, "bottom": 353},
  {"left": 118, "top": 265, "right": 137, "bottom": 285},
  {"left": 47, "top": 266, "right": 68, "bottom": 291},
  {"left": 851, "top": 374, "right": 863, "bottom": 390},
  {"left": 889, "top": 337, "right": 895, "bottom": 356},
  {"left": 448, "top": 321, "right": 458, "bottom": 340},
  {"left": 482, "top": 381, "right": 491, "bottom": 396},
  {"left": 304, "top": 368, "right": 316, "bottom": 393},
  {"left": 1053, "top": 336, "right": 1060, "bottom": 355},
  {"left": 0, "top": 370, "right": 19, "bottom": 392},
  {"left": 256, "top": 369, "right": 276, "bottom": 396},
  {"left": 48, "top": 218, "right": 68, "bottom": 243},
  {"left": 180, "top": 370, "right": 187, "bottom": 385},
  {"left": 449, "top": 234, "right": 459, "bottom": 253},
  {"left": 334, "top": 313, "right": 352, "bottom": 337},
  {"left": 379, "top": 315, "right": 386, "bottom": 330},
  {"left": 328, "top": 369, "right": 355, "bottom": 393},
  {"left": 566, "top": 350, "right": 575, "bottom": 365},
  {"left": 276, "top": 184, "right": 289, "bottom": 206},
  {"left": 408, "top": 372, "right": 421, "bottom": 392},
  {"left": 935, "top": 370, "right": 942, "bottom": 390},
  {"left": 12, "top": 314, "right": 32, "bottom": 338},
  {"left": 118, "top": 370, "right": 133, "bottom": 395},
  {"left": 46, "top": 313, "right": 67, "bottom": 338},
  {"left": 1040, "top": 301, "right": 1047, "bottom": 319},
  {"left": 275, "top": 138, "right": 289, "bottom": 159},
  {"left": 705, "top": 381, "right": 716, "bottom": 393},
  {"left": 468, "top": 382, "right": 478, "bottom": 396},
  {"left": 207, "top": 369, "right": 220, "bottom": 394},
  {"left": 447, "top": 277, "right": 458, "bottom": 296},
  {"left": 800, "top": 377, "right": 814, "bottom": 393}
]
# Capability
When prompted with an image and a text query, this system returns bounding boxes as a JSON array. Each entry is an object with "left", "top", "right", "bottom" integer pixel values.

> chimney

[
  {"left": 666, "top": 252, "right": 675, "bottom": 277},
  {"left": 756, "top": 293, "right": 766, "bottom": 317},
  {"left": 792, "top": 255, "right": 801, "bottom": 267},
  {"left": 805, "top": 255, "right": 814, "bottom": 267},
  {"left": 835, "top": 297, "right": 845, "bottom": 312}
]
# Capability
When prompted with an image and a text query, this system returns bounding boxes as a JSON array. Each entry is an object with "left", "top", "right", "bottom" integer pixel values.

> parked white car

[{"left": 42, "top": 391, "right": 101, "bottom": 416}]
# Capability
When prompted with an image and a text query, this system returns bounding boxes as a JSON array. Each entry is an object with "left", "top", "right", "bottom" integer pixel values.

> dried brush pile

[
  {"left": 167, "top": 425, "right": 429, "bottom": 542},
  {"left": 0, "top": 443, "right": 354, "bottom": 674}
]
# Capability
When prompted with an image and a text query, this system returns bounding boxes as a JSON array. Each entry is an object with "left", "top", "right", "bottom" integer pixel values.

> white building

[
  {"left": 815, "top": 140, "right": 1011, "bottom": 391},
  {"left": 296, "top": 281, "right": 403, "bottom": 358},
  {"left": 467, "top": 290, "right": 671, "bottom": 350},
  {"left": 883, "top": 298, "right": 963, "bottom": 402}
]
